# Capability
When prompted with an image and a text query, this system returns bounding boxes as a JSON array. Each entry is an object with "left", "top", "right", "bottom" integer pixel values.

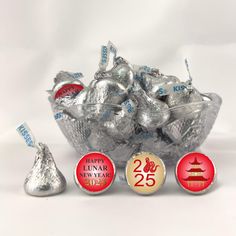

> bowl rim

[{"left": 50, "top": 93, "right": 221, "bottom": 115}]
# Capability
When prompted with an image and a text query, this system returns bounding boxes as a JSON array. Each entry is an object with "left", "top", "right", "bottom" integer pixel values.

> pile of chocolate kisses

[{"left": 48, "top": 41, "right": 221, "bottom": 167}]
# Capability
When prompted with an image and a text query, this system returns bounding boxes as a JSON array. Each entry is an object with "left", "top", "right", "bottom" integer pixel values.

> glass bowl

[{"left": 50, "top": 93, "right": 222, "bottom": 167}]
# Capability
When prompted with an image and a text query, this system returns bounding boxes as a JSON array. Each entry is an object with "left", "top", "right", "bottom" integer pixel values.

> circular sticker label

[
  {"left": 125, "top": 152, "right": 166, "bottom": 195},
  {"left": 175, "top": 152, "right": 216, "bottom": 194},
  {"left": 54, "top": 84, "right": 84, "bottom": 99},
  {"left": 74, "top": 152, "right": 116, "bottom": 194}
]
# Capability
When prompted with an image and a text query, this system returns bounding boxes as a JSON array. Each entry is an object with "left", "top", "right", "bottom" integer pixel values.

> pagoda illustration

[{"left": 183, "top": 157, "right": 209, "bottom": 187}]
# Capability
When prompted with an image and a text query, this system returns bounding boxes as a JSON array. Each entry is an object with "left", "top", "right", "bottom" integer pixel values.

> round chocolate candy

[
  {"left": 74, "top": 152, "right": 116, "bottom": 194},
  {"left": 175, "top": 152, "right": 216, "bottom": 194},
  {"left": 126, "top": 152, "right": 166, "bottom": 195}
]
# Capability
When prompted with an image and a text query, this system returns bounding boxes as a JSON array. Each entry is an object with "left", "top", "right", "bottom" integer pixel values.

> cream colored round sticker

[{"left": 126, "top": 152, "right": 166, "bottom": 195}]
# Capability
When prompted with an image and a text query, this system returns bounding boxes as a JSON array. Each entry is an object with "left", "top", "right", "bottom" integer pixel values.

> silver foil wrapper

[
  {"left": 73, "top": 89, "right": 88, "bottom": 105},
  {"left": 162, "top": 118, "right": 196, "bottom": 144},
  {"left": 102, "top": 98, "right": 138, "bottom": 140},
  {"left": 54, "top": 71, "right": 79, "bottom": 84},
  {"left": 142, "top": 74, "right": 180, "bottom": 99},
  {"left": 85, "top": 78, "right": 128, "bottom": 104},
  {"left": 86, "top": 124, "right": 117, "bottom": 152},
  {"left": 95, "top": 57, "right": 134, "bottom": 89},
  {"left": 55, "top": 96, "right": 77, "bottom": 107},
  {"left": 133, "top": 83, "right": 170, "bottom": 130},
  {"left": 166, "top": 88, "right": 203, "bottom": 119},
  {"left": 24, "top": 143, "right": 67, "bottom": 197},
  {"left": 110, "top": 61, "right": 134, "bottom": 88},
  {"left": 139, "top": 130, "right": 179, "bottom": 165},
  {"left": 107, "top": 142, "right": 140, "bottom": 168}
]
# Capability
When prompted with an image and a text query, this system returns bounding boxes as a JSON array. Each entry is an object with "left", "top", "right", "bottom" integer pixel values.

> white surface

[{"left": 0, "top": 0, "right": 236, "bottom": 235}]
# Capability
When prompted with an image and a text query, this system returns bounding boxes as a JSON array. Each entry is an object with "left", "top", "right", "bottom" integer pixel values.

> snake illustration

[{"left": 143, "top": 157, "right": 159, "bottom": 173}]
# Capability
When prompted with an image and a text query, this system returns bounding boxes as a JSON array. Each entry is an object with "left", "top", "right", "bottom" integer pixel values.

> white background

[{"left": 0, "top": 0, "right": 236, "bottom": 235}]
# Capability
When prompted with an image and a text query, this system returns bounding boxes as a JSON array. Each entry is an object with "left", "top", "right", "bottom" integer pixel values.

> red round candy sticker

[
  {"left": 54, "top": 84, "right": 84, "bottom": 99},
  {"left": 74, "top": 152, "right": 116, "bottom": 194},
  {"left": 176, "top": 152, "right": 216, "bottom": 194}
]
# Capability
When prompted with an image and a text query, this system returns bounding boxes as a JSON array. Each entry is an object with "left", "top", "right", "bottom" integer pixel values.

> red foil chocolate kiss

[{"left": 54, "top": 84, "right": 84, "bottom": 99}]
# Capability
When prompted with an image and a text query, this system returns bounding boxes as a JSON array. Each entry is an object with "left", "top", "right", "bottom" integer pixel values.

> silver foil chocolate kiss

[{"left": 24, "top": 143, "right": 67, "bottom": 197}]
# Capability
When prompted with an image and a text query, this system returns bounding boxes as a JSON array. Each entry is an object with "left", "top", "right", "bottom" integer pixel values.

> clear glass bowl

[{"left": 50, "top": 93, "right": 222, "bottom": 167}]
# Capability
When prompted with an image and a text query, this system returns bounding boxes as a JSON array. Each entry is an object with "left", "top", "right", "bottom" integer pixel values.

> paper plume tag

[
  {"left": 16, "top": 122, "right": 37, "bottom": 148},
  {"left": 99, "top": 41, "right": 117, "bottom": 71}
]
